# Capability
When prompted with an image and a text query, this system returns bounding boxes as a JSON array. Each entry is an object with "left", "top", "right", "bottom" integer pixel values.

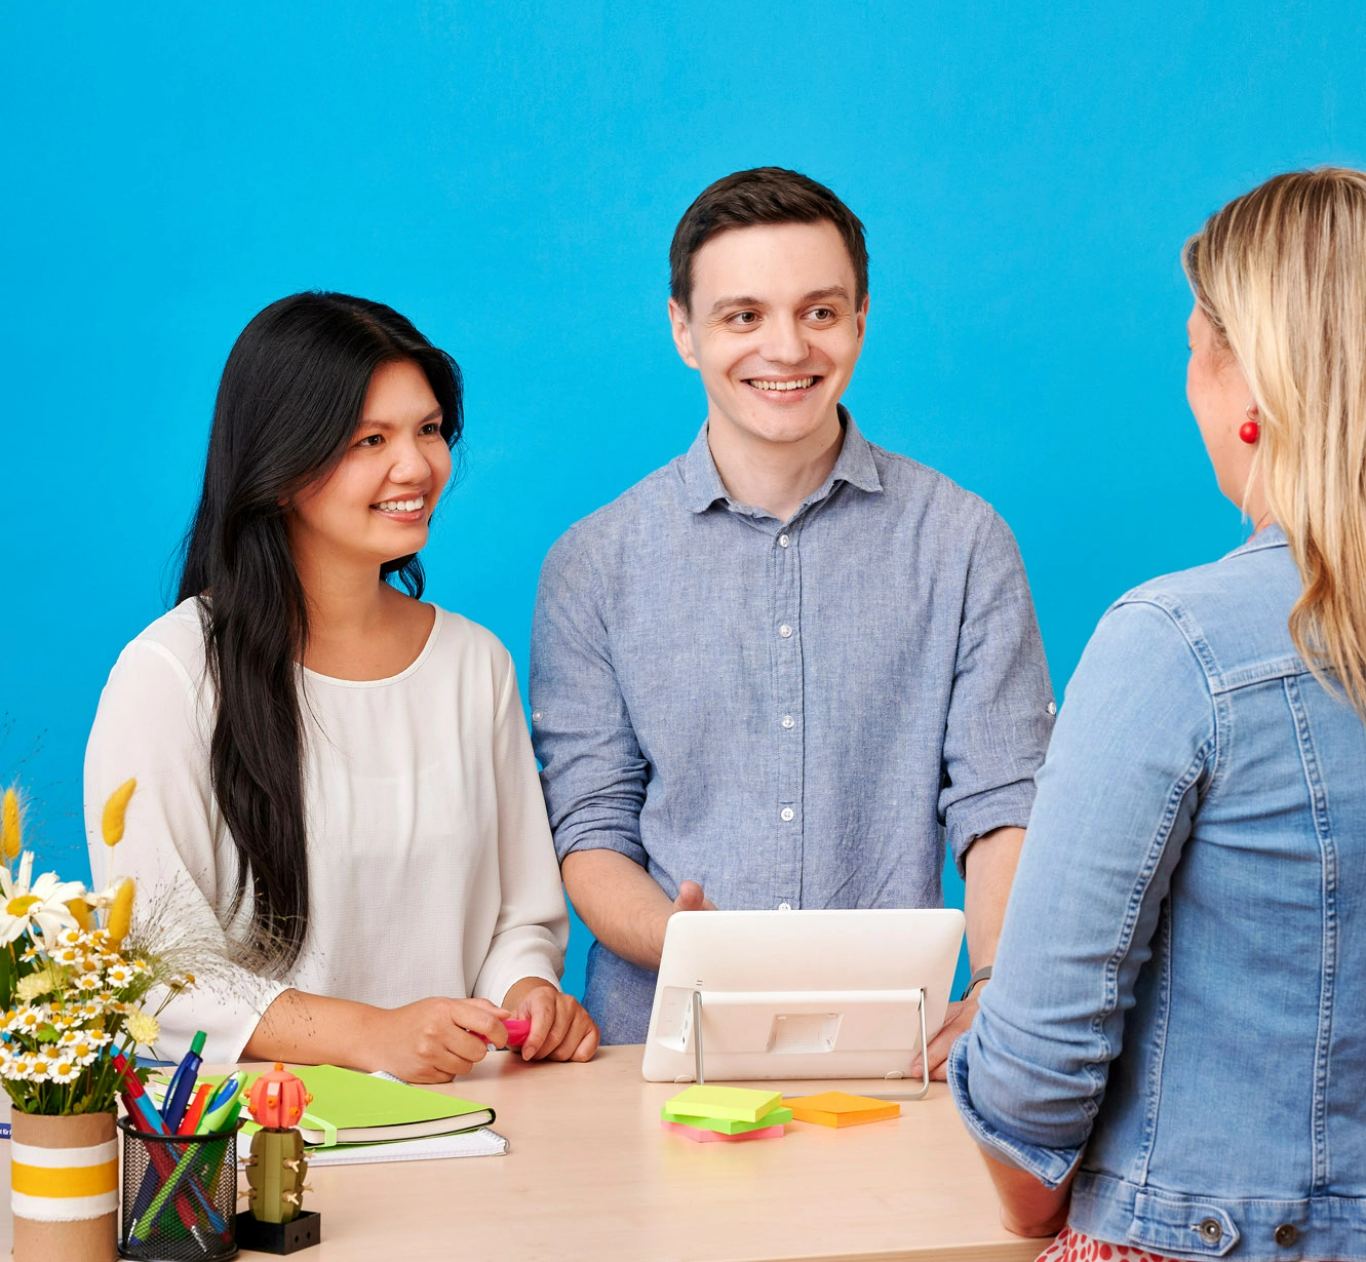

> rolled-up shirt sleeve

[
  {"left": 939, "top": 511, "right": 1055, "bottom": 870},
  {"left": 530, "top": 527, "right": 649, "bottom": 866},
  {"left": 83, "top": 639, "right": 287, "bottom": 1064},
  {"left": 949, "top": 599, "right": 1214, "bottom": 1185}
]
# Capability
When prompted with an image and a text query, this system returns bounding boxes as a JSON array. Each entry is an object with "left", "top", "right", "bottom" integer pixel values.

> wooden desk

[{"left": 0, "top": 1048, "right": 1041, "bottom": 1261}]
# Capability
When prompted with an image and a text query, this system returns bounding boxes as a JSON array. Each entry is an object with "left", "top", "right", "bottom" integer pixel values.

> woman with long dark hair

[{"left": 84, "top": 292, "right": 598, "bottom": 1079}]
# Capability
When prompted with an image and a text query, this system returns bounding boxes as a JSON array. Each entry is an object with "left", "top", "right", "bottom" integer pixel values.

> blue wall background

[{"left": 3, "top": 2, "right": 1363, "bottom": 1001}]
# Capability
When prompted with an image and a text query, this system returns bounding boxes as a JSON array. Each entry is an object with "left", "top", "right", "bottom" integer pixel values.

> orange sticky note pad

[{"left": 783, "top": 1091, "right": 901, "bottom": 1128}]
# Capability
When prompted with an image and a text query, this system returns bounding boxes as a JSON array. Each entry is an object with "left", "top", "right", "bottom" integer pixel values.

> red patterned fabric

[
  {"left": 1036, "top": 1226, "right": 1342, "bottom": 1262},
  {"left": 1033, "top": 1228, "right": 1177, "bottom": 1261}
]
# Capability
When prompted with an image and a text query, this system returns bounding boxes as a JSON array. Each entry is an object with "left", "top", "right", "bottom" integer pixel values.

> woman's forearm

[
  {"left": 242, "top": 988, "right": 384, "bottom": 1070},
  {"left": 981, "top": 1148, "right": 1072, "bottom": 1237}
]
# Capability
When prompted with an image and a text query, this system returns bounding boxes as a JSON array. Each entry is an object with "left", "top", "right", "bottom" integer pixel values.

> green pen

[{"left": 198, "top": 1071, "right": 248, "bottom": 1134}]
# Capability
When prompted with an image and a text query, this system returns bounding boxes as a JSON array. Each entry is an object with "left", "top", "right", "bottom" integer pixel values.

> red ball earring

[{"left": 1240, "top": 405, "right": 1260, "bottom": 444}]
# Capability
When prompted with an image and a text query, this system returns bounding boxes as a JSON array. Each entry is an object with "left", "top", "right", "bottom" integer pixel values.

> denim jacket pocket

[{"left": 1130, "top": 1190, "right": 1240, "bottom": 1256}]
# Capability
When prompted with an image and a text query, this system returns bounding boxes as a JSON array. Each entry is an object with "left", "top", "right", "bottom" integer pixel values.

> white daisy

[
  {"left": 47, "top": 1059, "right": 81, "bottom": 1085},
  {"left": 26, "top": 1056, "right": 53, "bottom": 1083},
  {"left": 6, "top": 1053, "right": 37, "bottom": 1081},
  {"left": 104, "top": 964, "right": 134, "bottom": 987},
  {"left": 74, "top": 972, "right": 103, "bottom": 992},
  {"left": 0, "top": 854, "right": 83, "bottom": 945},
  {"left": 6, "top": 1005, "right": 48, "bottom": 1035}
]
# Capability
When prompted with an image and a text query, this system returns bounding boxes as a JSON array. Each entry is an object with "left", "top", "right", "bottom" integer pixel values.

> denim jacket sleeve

[
  {"left": 529, "top": 527, "right": 650, "bottom": 866},
  {"left": 938, "top": 511, "right": 1055, "bottom": 870},
  {"left": 949, "top": 597, "right": 1216, "bottom": 1186}
]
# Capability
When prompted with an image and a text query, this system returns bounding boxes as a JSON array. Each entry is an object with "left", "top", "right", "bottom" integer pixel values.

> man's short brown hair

[{"left": 669, "top": 167, "right": 869, "bottom": 313}]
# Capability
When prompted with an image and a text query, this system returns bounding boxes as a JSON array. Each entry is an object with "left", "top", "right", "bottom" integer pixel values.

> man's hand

[
  {"left": 504, "top": 978, "right": 600, "bottom": 1062},
  {"left": 560, "top": 850, "right": 717, "bottom": 972},
  {"left": 671, "top": 880, "right": 717, "bottom": 914},
  {"left": 910, "top": 994, "right": 979, "bottom": 1081}
]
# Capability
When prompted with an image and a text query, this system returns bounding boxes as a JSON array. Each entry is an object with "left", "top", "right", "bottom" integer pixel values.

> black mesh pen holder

[{"left": 118, "top": 1116, "right": 240, "bottom": 1261}]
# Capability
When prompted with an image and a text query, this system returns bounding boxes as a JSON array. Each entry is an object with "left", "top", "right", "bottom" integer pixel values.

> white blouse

[{"left": 83, "top": 599, "right": 568, "bottom": 1063}]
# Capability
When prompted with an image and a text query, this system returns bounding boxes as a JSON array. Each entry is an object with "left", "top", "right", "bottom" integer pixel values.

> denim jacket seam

[
  {"left": 1283, "top": 673, "right": 1338, "bottom": 1194},
  {"left": 1096, "top": 737, "right": 1211, "bottom": 1146}
]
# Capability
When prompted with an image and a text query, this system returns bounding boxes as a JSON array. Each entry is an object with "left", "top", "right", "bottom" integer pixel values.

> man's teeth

[
  {"left": 374, "top": 497, "right": 425, "bottom": 512},
  {"left": 750, "top": 378, "right": 815, "bottom": 391}
]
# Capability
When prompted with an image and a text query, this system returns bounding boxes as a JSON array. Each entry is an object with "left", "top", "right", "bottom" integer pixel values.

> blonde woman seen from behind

[{"left": 951, "top": 169, "right": 1366, "bottom": 1262}]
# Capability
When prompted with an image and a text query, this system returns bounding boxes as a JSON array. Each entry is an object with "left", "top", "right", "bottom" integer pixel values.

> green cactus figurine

[
  {"left": 244, "top": 1126, "right": 310, "bottom": 1223},
  {"left": 241, "top": 1063, "right": 314, "bottom": 1225}
]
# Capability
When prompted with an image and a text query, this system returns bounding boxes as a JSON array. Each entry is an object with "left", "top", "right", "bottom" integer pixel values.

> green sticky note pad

[
  {"left": 660, "top": 1105, "right": 793, "bottom": 1134},
  {"left": 662, "top": 1085, "right": 784, "bottom": 1123}
]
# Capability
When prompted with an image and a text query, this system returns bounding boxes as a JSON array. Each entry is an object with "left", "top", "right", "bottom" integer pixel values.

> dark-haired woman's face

[{"left": 287, "top": 359, "right": 451, "bottom": 576}]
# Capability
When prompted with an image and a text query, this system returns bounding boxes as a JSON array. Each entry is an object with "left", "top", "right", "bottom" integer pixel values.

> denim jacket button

[
  {"left": 1198, "top": 1218, "right": 1223, "bottom": 1244},
  {"left": 1273, "top": 1223, "right": 1298, "bottom": 1247}
]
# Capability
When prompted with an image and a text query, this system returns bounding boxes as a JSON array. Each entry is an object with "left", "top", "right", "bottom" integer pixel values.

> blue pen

[
  {"left": 161, "top": 1031, "right": 207, "bottom": 1131},
  {"left": 131, "top": 1030, "right": 207, "bottom": 1222}
]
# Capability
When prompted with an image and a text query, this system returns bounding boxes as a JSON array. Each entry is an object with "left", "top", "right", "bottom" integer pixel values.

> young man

[{"left": 530, "top": 168, "right": 1054, "bottom": 1065}]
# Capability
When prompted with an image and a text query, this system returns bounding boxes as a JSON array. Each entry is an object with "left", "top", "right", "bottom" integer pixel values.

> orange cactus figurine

[{"left": 246, "top": 1063, "right": 314, "bottom": 1130}]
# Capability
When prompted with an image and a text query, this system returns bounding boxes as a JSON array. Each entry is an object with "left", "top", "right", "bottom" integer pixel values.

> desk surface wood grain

[{"left": 0, "top": 1047, "right": 1045, "bottom": 1262}]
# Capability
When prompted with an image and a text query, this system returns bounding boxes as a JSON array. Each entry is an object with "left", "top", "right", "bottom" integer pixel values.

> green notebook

[{"left": 162, "top": 1066, "right": 495, "bottom": 1148}]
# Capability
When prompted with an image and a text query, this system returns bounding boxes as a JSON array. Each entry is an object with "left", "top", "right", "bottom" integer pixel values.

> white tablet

[{"left": 640, "top": 907, "right": 965, "bottom": 1085}]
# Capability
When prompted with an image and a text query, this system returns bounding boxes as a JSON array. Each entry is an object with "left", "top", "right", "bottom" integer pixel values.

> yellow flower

[
  {"left": 1, "top": 787, "right": 21, "bottom": 861},
  {"left": 65, "top": 897, "right": 93, "bottom": 931},
  {"left": 125, "top": 1010, "right": 159, "bottom": 1047},
  {"left": 100, "top": 780, "right": 137, "bottom": 848},
  {"left": 14, "top": 967, "right": 59, "bottom": 1003},
  {"left": 106, "top": 878, "right": 135, "bottom": 943}
]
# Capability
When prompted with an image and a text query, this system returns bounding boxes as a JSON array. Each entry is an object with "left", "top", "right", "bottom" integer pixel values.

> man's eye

[
  {"left": 809, "top": 307, "right": 835, "bottom": 321},
  {"left": 731, "top": 311, "right": 759, "bottom": 326}
]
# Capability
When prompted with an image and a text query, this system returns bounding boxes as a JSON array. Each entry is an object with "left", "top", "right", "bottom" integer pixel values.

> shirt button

[
  {"left": 777, "top": 902, "right": 792, "bottom": 911},
  {"left": 531, "top": 711, "right": 542, "bottom": 723},
  {"left": 780, "top": 807, "right": 794, "bottom": 822},
  {"left": 778, "top": 534, "right": 790, "bottom": 548},
  {"left": 1273, "top": 1224, "right": 1298, "bottom": 1247},
  {"left": 779, "top": 624, "right": 793, "bottom": 638},
  {"left": 781, "top": 715, "right": 795, "bottom": 729},
  {"left": 1046, "top": 701, "right": 1057, "bottom": 716}
]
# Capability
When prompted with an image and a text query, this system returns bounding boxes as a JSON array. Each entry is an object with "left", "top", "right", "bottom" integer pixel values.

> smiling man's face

[{"left": 669, "top": 219, "right": 867, "bottom": 453}]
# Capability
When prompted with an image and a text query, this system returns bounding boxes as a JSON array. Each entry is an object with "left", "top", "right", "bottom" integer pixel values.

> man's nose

[{"left": 759, "top": 315, "right": 808, "bottom": 365}]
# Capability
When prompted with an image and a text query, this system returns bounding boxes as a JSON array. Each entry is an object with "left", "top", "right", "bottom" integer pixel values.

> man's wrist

[{"left": 959, "top": 964, "right": 993, "bottom": 1002}]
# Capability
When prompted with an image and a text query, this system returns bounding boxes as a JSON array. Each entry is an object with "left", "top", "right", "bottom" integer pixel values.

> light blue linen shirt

[
  {"left": 531, "top": 414, "right": 1054, "bottom": 1043},
  {"left": 951, "top": 527, "right": 1366, "bottom": 1261}
]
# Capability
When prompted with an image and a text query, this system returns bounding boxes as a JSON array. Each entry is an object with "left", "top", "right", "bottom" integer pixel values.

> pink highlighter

[{"left": 498, "top": 1019, "right": 531, "bottom": 1049}]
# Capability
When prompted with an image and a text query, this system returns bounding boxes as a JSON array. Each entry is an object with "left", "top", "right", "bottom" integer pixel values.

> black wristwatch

[{"left": 959, "top": 965, "right": 993, "bottom": 1002}]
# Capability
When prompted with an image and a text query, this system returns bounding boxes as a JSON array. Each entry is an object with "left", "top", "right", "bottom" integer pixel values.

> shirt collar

[
  {"left": 1228, "top": 522, "right": 1288, "bottom": 557},
  {"left": 681, "top": 406, "right": 883, "bottom": 515}
]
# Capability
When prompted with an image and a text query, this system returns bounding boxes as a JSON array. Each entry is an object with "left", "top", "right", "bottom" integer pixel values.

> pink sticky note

[{"left": 662, "top": 1119, "right": 785, "bottom": 1144}]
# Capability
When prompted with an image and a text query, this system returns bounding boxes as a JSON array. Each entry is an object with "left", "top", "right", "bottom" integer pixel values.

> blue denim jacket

[
  {"left": 950, "top": 527, "right": 1366, "bottom": 1261},
  {"left": 532, "top": 415, "right": 1054, "bottom": 1043}
]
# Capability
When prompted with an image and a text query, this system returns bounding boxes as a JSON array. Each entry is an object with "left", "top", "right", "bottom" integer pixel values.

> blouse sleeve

[
  {"left": 948, "top": 598, "right": 1215, "bottom": 1186},
  {"left": 470, "top": 655, "right": 570, "bottom": 1006},
  {"left": 84, "top": 634, "right": 288, "bottom": 1064}
]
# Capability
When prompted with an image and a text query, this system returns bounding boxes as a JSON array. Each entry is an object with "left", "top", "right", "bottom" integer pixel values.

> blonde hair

[{"left": 1184, "top": 168, "right": 1366, "bottom": 714}]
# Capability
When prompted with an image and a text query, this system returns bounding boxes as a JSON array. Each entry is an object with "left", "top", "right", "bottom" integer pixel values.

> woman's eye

[
  {"left": 420, "top": 422, "right": 442, "bottom": 436},
  {"left": 355, "top": 433, "right": 384, "bottom": 448}
]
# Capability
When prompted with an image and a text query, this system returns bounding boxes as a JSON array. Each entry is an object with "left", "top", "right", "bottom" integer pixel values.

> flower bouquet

[{"left": 0, "top": 780, "right": 195, "bottom": 1262}]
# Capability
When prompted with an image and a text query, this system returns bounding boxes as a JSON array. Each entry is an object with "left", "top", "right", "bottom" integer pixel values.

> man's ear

[
  {"left": 667, "top": 297, "right": 700, "bottom": 370},
  {"left": 855, "top": 293, "right": 870, "bottom": 346}
]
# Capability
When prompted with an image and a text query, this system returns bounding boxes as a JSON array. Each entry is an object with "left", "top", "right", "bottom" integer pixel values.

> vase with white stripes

[{"left": 10, "top": 1110, "right": 118, "bottom": 1262}]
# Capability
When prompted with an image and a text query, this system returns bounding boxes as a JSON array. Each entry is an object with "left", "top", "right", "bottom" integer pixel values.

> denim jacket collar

[
  {"left": 680, "top": 405, "right": 883, "bottom": 516},
  {"left": 1228, "top": 522, "right": 1287, "bottom": 557}
]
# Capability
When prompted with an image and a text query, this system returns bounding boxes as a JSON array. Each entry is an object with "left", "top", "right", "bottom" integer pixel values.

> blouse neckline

[{"left": 298, "top": 606, "right": 444, "bottom": 689}]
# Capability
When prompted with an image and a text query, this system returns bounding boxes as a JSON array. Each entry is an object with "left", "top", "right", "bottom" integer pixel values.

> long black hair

[{"left": 178, "top": 292, "right": 463, "bottom": 972}]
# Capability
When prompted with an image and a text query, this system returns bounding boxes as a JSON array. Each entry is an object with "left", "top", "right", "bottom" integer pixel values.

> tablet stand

[{"left": 687, "top": 986, "right": 932, "bottom": 1100}]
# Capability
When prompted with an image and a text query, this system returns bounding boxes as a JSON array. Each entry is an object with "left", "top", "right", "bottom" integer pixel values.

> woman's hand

[
  {"left": 503, "top": 978, "right": 600, "bottom": 1062},
  {"left": 367, "top": 996, "right": 510, "bottom": 1083}
]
